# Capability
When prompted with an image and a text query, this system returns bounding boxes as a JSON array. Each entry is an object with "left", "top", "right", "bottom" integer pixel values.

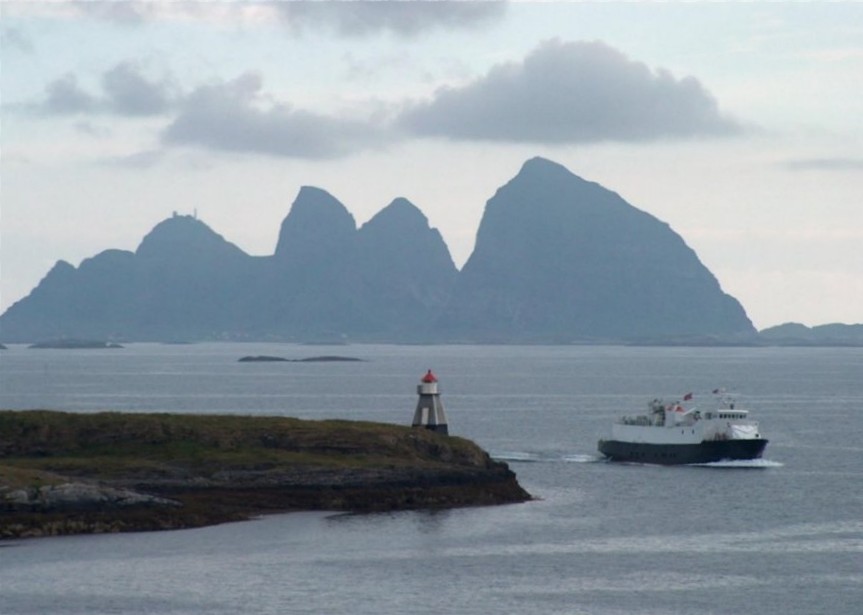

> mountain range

[
  {"left": 0, "top": 157, "right": 759, "bottom": 344},
  {"left": 758, "top": 322, "right": 863, "bottom": 346}
]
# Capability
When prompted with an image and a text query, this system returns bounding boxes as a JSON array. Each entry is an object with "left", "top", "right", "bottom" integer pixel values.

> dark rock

[
  {"left": 2, "top": 483, "right": 180, "bottom": 512},
  {"left": 296, "top": 355, "right": 363, "bottom": 362},
  {"left": 239, "top": 355, "right": 362, "bottom": 363}
]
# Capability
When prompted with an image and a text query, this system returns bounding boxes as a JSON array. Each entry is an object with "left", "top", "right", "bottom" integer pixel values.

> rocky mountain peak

[
  {"left": 441, "top": 158, "right": 755, "bottom": 341},
  {"left": 274, "top": 187, "right": 356, "bottom": 262},
  {"left": 136, "top": 213, "right": 246, "bottom": 262},
  {"left": 361, "top": 197, "right": 431, "bottom": 235}
]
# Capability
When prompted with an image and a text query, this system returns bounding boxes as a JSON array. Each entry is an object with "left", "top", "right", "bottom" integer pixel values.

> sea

[{"left": 0, "top": 343, "right": 861, "bottom": 615}]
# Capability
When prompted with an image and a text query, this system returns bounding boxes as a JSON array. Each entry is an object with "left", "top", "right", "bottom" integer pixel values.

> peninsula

[{"left": 0, "top": 410, "right": 530, "bottom": 539}]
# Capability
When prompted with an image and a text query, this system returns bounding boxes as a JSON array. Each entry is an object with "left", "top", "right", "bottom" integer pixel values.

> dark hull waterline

[{"left": 598, "top": 438, "right": 768, "bottom": 465}]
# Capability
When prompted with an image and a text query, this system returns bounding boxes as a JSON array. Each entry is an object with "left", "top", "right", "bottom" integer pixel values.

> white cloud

[{"left": 398, "top": 39, "right": 744, "bottom": 144}]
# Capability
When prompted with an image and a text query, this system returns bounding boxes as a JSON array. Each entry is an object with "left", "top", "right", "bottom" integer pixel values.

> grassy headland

[{"left": 0, "top": 410, "right": 530, "bottom": 539}]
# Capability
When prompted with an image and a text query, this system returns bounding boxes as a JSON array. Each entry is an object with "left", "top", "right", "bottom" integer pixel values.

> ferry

[{"left": 598, "top": 392, "right": 768, "bottom": 465}]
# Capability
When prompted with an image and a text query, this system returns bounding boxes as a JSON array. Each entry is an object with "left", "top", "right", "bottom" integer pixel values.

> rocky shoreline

[{"left": 0, "top": 410, "right": 530, "bottom": 539}]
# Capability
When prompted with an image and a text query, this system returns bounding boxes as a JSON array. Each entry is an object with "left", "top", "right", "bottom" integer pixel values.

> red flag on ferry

[{"left": 683, "top": 392, "right": 693, "bottom": 401}]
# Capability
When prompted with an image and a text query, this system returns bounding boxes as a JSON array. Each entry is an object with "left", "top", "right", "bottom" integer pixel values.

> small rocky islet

[
  {"left": 0, "top": 410, "right": 530, "bottom": 539},
  {"left": 27, "top": 339, "right": 124, "bottom": 349},
  {"left": 238, "top": 355, "right": 364, "bottom": 363}
]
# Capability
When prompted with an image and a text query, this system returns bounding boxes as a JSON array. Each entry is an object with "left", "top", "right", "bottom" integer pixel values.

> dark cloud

[
  {"left": 161, "top": 73, "right": 383, "bottom": 159},
  {"left": 275, "top": 1, "right": 507, "bottom": 37},
  {"left": 101, "top": 61, "right": 175, "bottom": 115},
  {"left": 398, "top": 39, "right": 743, "bottom": 144},
  {"left": 43, "top": 74, "right": 98, "bottom": 114},
  {"left": 783, "top": 158, "right": 863, "bottom": 172}
]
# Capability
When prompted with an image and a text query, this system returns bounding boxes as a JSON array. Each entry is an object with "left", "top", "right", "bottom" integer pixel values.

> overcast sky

[{"left": 2, "top": 1, "right": 861, "bottom": 329}]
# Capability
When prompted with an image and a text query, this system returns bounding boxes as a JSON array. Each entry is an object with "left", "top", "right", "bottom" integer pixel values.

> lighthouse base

[{"left": 414, "top": 424, "right": 449, "bottom": 436}]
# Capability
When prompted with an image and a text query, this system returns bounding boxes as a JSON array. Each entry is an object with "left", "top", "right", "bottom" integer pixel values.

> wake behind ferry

[{"left": 598, "top": 391, "right": 768, "bottom": 465}]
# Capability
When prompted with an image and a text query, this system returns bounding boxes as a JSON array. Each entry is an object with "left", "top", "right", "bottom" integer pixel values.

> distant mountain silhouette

[
  {"left": 0, "top": 215, "right": 256, "bottom": 341},
  {"left": 1, "top": 193, "right": 456, "bottom": 342},
  {"left": 261, "top": 186, "right": 363, "bottom": 338},
  {"left": 1, "top": 158, "right": 759, "bottom": 344},
  {"left": 352, "top": 198, "right": 457, "bottom": 336},
  {"left": 759, "top": 322, "right": 863, "bottom": 346},
  {"left": 252, "top": 188, "right": 457, "bottom": 340},
  {"left": 436, "top": 157, "right": 755, "bottom": 342}
]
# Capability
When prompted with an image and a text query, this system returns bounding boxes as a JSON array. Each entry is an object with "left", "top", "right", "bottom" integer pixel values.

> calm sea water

[{"left": 1, "top": 343, "right": 861, "bottom": 615}]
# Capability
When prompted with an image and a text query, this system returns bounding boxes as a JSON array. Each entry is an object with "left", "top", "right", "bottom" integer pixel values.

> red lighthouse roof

[{"left": 421, "top": 369, "right": 438, "bottom": 383}]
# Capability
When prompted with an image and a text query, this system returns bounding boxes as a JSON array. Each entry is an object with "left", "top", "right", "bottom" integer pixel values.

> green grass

[
  {"left": 0, "top": 410, "right": 489, "bottom": 483},
  {"left": 1, "top": 410, "right": 530, "bottom": 538}
]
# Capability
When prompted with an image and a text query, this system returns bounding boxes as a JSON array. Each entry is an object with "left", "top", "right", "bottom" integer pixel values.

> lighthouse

[{"left": 412, "top": 369, "right": 449, "bottom": 435}]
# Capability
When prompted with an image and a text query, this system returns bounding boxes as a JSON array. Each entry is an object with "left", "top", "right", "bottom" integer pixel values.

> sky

[{"left": 1, "top": 1, "right": 861, "bottom": 330}]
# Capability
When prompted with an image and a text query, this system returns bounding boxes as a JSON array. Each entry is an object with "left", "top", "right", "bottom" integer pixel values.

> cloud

[
  {"left": 161, "top": 73, "right": 384, "bottom": 159},
  {"left": 30, "top": 65, "right": 384, "bottom": 159},
  {"left": 38, "top": 62, "right": 175, "bottom": 116},
  {"left": 109, "top": 149, "right": 166, "bottom": 169},
  {"left": 44, "top": 74, "right": 98, "bottom": 114},
  {"left": 398, "top": 39, "right": 743, "bottom": 144},
  {"left": 101, "top": 61, "right": 175, "bottom": 115},
  {"left": 16, "top": 1, "right": 506, "bottom": 36},
  {"left": 273, "top": 1, "right": 507, "bottom": 37},
  {"left": 64, "top": 1, "right": 157, "bottom": 24},
  {"left": 6, "top": 1, "right": 222, "bottom": 25},
  {"left": 1, "top": 26, "right": 35, "bottom": 53},
  {"left": 783, "top": 158, "right": 863, "bottom": 172},
  {"left": 74, "top": 121, "right": 112, "bottom": 138},
  {"left": 26, "top": 38, "right": 745, "bottom": 160}
]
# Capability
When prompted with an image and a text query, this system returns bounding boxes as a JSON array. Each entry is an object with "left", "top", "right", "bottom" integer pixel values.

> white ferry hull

[{"left": 598, "top": 437, "right": 768, "bottom": 465}]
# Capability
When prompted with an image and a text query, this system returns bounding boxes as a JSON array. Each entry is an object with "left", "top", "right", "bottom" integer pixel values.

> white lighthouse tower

[{"left": 412, "top": 369, "right": 449, "bottom": 435}]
